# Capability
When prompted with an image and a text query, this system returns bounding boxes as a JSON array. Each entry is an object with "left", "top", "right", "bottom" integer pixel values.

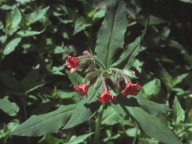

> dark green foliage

[{"left": 0, "top": 0, "right": 192, "bottom": 144}]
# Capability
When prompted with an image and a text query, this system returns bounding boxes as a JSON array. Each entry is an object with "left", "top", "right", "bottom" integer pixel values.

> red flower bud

[
  {"left": 74, "top": 84, "right": 89, "bottom": 96},
  {"left": 98, "top": 91, "right": 115, "bottom": 104},
  {"left": 65, "top": 55, "right": 79, "bottom": 73},
  {"left": 123, "top": 82, "right": 141, "bottom": 96}
]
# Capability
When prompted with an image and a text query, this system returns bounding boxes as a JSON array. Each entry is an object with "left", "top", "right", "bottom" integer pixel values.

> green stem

[
  {"left": 93, "top": 105, "right": 105, "bottom": 144},
  {"left": 94, "top": 56, "right": 106, "bottom": 70}
]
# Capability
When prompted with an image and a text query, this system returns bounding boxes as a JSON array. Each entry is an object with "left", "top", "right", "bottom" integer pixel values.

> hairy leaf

[
  {"left": 111, "top": 23, "right": 146, "bottom": 68},
  {"left": 95, "top": 0, "right": 128, "bottom": 68},
  {"left": 128, "top": 107, "right": 182, "bottom": 144},
  {"left": 136, "top": 95, "right": 170, "bottom": 115},
  {"left": 12, "top": 105, "right": 76, "bottom": 136},
  {"left": 64, "top": 86, "right": 101, "bottom": 129},
  {"left": 102, "top": 106, "right": 123, "bottom": 125}
]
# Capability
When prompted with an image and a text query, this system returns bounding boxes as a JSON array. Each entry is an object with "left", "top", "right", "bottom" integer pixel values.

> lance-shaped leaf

[
  {"left": 173, "top": 96, "right": 185, "bottom": 123},
  {"left": 111, "top": 22, "right": 147, "bottom": 68},
  {"left": 95, "top": 0, "right": 128, "bottom": 68},
  {"left": 64, "top": 86, "right": 101, "bottom": 129},
  {"left": 136, "top": 95, "right": 170, "bottom": 115},
  {"left": 12, "top": 105, "right": 76, "bottom": 136},
  {"left": 127, "top": 107, "right": 182, "bottom": 144}
]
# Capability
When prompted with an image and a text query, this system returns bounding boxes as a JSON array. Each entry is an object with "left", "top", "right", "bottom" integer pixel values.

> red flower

[
  {"left": 74, "top": 84, "right": 89, "bottom": 96},
  {"left": 65, "top": 55, "right": 79, "bottom": 72},
  {"left": 98, "top": 91, "right": 115, "bottom": 104},
  {"left": 123, "top": 82, "right": 141, "bottom": 96}
]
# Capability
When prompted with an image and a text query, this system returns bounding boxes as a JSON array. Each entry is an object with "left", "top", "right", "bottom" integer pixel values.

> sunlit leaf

[
  {"left": 65, "top": 133, "right": 93, "bottom": 144},
  {"left": 173, "top": 97, "right": 185, "bottom": 123},
  {"left": 140, "top": 79, "right": 161, "bottom": 99},
  {"left": 64, "top": 86, "right": 101, "bottom": 129},
  {"left": 128, "top": 107, "right": 182, "bottom": 144},
  {"left": 3, "top": 38, "right": 21, "bottom": 55},
  {"left": 5, "top": 8, "right": 22, "bottom": 35},
  {"left": 0, "top": 96, "right": 19, "bottom": 116},
  {"left": 12, "top": 105, "right": 76, "bottom": 136},
  {"left": 95, "top": 0, "right": 128, "bottom": 68}
]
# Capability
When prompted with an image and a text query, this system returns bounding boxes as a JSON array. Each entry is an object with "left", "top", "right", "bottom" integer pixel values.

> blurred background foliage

[{"left": 0, "top": 0, "right": 192, "bottom": 143}]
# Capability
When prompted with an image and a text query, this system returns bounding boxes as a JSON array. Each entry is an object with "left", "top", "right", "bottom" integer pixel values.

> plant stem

[
  {"left": 94, "top": 56, "right": 106, "bottom": 70},
  {"left": 93, "top": 105, "right": 105, "bottom": 144}
]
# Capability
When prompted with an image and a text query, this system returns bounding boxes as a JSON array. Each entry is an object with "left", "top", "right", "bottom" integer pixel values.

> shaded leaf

[
  {"left": 178, "top": 0, "right": 192, "bottom": 3},
  {"left": 0, "top": 72, "right": 19, "bottom": 91},
  {"left": 149, "top": 15, "right": 167, "bottom": 25}
]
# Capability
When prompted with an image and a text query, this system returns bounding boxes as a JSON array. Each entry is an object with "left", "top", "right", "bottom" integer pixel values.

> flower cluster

[{"left": 65, "top": 53, "right": 141, "bottom": 104}]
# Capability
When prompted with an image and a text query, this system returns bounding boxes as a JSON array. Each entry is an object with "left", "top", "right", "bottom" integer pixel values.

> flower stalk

[{"left": 93, "top": 105, "right": 105, "bottom": 144}]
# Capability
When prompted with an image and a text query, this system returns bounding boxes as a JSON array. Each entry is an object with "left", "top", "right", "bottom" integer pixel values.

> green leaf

[
  {"left": 0, "top": 96, "right": 19, "bottom": 116},
  {"left": 173, "top": 97, "right": 185, "bottom": 123},
  {"left": 140, "top": 79, "right": 161, "bottom": 99},
  {"left": 21, "top": 70, "right": 45, "bottom": 94},
  {"left": 102, "top": 106, "right": 123, "bottom": 125},
  {"left": 17, "top": 30, "right": 42, "bottom": 37},
  {"left": 136, "top": 95, "right": 170, "bottom": 115},
  {"left": 73, "top": 17, "right": 91, "bottom": 35},
  {"left": 66, "top": 71, "right": 83, "bottom": 85},
  {"left": 172, "top": 73, "right": 188, "bottom": 87},
  {"left": 41, "top": 134, "right": 62, "bottom": 144},
  {"left": 64, "top": 86, "right": 101, "bottom": 129},
  {"left": 128, "top": 107, "right": 182, "bottom": 144},
  {"left": 95, "top": 0, "right": 128, "bottom": 68},
  {"left": 65, "top": 133, "right": 93, "bottom": 144},
  {"left": 178, "top": 0, "right": 192, "bottom": 3},
  {"left": 12, "top": 105, "right": 76, "bottom": 136},
  {"left": 159, "top": 65, "right": 173, "bottom": 91},
  {"left": 22, "top": 70, "right": 40, "bottom": 87},
  {"left": 27, "top": 7, "right": 49, "bottom": 25},
  {"left": 0, "top": 72, "right": 19, "bottom": 91},
  {"left": 5, "top": 8, "right": 22, "bottom": 35},
  {"left": 149, "top": 15, "right": 167, "bottom": 25},
  {"left": 3, "top": 38, "right": 21, "bottom": 55},
  {"left": 15, "top": 0, "right": 31, "bottom": 4},
  {"left": 111, "top": 23, "right": 146, "bottom": 68}
]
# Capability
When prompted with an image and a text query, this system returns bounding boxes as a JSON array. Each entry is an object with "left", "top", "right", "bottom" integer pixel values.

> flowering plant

[{"left": 11, "top": 0, "right": 182, "bottom": 144}]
